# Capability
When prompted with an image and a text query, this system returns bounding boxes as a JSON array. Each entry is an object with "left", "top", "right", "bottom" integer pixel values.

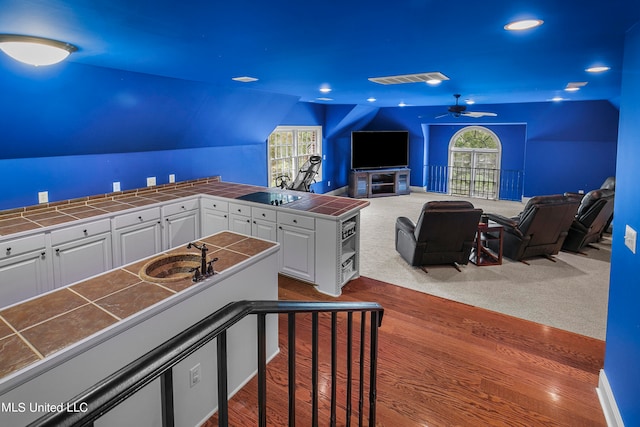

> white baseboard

[{"left": 597, "top": 369, "right": 625, "bottom": 427}]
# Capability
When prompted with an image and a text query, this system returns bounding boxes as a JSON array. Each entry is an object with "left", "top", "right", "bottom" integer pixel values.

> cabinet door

[
  {"left": 115, "top": 221, "right": 162, "bottom": 266},
  {"left": 277, "top": 225, "right": 315, "bottom": 282},
  {"left": 0, "top": 251, "right": 50, "bottom": 308},
  {"left": 229, "top": 213, "right": 252, "bottom": 236},
  {"left": 53, "top": 234, "right": 113, "bottom": 288},
  {"left": 201, "top": 208, "right": 229, "bottom": 237},
  {"left": 164, "top": 211, "right": 199, "bottom": 249},
  {"left": 252, "top": 219, "right": 277, "bottom": 242}
]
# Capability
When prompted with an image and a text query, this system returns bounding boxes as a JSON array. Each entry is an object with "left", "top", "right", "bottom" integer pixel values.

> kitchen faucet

[{"left": 187, "top": 242, "right": 218, "bottom": 281}]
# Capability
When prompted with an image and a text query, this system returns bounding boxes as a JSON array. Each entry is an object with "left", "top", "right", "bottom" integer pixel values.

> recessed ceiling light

[
  {"left": 426, "top": 79, "right": 442, "bottom": 85},
  {"left": 550, "top": 96, "right": 566, "bottom": 102},
  {"left": 504, "top": 19, "right": 544, "bottom": 31},
  {"left": 316, "top": 97, "right": 333, "bottom": 101},
  {"left": 465, "top": 99, "right": 475, "bottom": 105},
  {"left": 232, "top": 76, "right": 258, "bottom": 82},
  {"left": 319, "top": 87, "right": 332, "bottom": 93},
  {"left": 367, "top": 97, "right": 377, "bottom": 102},
  {"left": 586, "top": 66, "right": 610, "bottom": 73},
  {"left": 398, "top": 102, "right": 408, "bottom": 107}
]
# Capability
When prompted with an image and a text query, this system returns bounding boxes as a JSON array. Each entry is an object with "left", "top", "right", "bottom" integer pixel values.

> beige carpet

[{"left": 357, "top": 191, "right": 610, "bottom": 340}]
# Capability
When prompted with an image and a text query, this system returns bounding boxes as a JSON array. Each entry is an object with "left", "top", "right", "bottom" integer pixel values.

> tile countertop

[
  {"left": 0, "top": 178, "right": 370, "bottom": 237},
  {"left": 0, "top": 231, "right": 277, "bottom": 384}
]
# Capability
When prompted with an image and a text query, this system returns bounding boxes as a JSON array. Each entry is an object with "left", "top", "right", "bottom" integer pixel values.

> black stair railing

[{"left": 27, "top": 300, "right": 384, "bottom": 427}]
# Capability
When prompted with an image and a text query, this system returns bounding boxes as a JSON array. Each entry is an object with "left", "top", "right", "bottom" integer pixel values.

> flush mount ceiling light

[
  {"left": 0, "top": 34, "right": 77, "bottom": 66},
  {"left": 504, "top": 19, "right": 544, "bottom": 31}
]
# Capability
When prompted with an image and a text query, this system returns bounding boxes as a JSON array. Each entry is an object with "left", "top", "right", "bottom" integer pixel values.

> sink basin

[{"left": 139, "top": 253, "right": 202, "bottom": 283}]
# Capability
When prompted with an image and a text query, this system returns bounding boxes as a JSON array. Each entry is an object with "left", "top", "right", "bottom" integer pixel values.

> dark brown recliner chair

[
  {"left": 562, "top": 189, "right": 615, "bottom": 252},
  {"left": 395, "top": 201, "right": 482, "bottom": 271},
  {"left": 485, "top": 194, "right": 580, "bottom": 263}
]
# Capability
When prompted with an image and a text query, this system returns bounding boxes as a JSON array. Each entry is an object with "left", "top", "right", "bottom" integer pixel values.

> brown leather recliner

[
  {"left": 485, "top": 194, "right": 580, "bottom": 263},
  {"left": 395, "top": 201, "right": 482, "bottom": 271},
  {"left": 562, "top": 189, "right": 615, "bottom": 252}
]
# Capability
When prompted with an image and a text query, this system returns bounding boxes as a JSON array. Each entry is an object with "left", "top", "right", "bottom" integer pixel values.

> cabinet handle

[
  {"left": 224, "top": 215, "right": 227, "bottom": 218},
  {"left": 246, "top": 219, "right": 250, "bottom": 223},
  {"left": 56, "top": 248, "right": 60, "bottom": 255},
  {"left": 41, "top": 252, "right": 46, "bottom": 257},
  {"left": 181, "top": 206, "right": 186, "bottom": 209},
  {"left": 293, "top": 219, "right": 297, "bottom": 224},
  {"left": 138, "top": 216, "right": 143, "bottom": 221},
  {"left": 5, "top": 247, "right": 11, "bottom": 254},
  {"left": 213, "top": 204, "right": 217, "bottom": 208},
  {"left": 279, "top": 226, "right": 283, "bottom": 230},
  {"left": 238, "top": 209, "right": 242, "bottom": 212},
  {"left": 83, "top": 229, "right": 88, "bottom": 234},
  {"left": 253, "top": 220, "right": 256, "bottom": 224},
  {"left": 262, "top": 213, "right": 266, "bottom": 217}
]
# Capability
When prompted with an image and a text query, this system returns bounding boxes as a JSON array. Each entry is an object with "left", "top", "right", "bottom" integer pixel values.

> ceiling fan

[{"left": 436, "top": 94, "right": 497, "bottom": 118}]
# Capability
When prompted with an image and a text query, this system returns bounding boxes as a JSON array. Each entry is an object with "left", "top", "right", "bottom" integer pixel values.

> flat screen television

[{"left": 351, "top": 130, "right": 409, "bottom": 170}]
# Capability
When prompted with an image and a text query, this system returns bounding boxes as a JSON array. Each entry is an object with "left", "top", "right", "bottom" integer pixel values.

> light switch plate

[
  {"left": 38, "top": 191, "right": 48, "bottom": 204},
  {"left": 624, "top": 225, "right": 637, "bottom": 254},
  {"left": 112, "top": 182, "right": 121, "bottom": 192},
  {"left": 169, "top": 174, "right": 175, "bottom": 183},
  {"left": 146, "top": 177, "right": 156, "bottom": 187}
]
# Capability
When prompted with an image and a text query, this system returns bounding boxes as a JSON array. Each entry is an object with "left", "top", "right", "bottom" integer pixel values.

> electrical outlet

[
  {"left": 328, "top": 180, "right": 331, "bottom": 187},
  {"left": 146, "top": 177, "right": 156, "bottom": 187},
  {"left": 189, "top": 363, "right": 201, "bottom": 388},
  {"left": 112, "top": 182, "right": 121, "bottom": 192},
  {"left": 169, "top": 174, "right": 176, "bottom": 183},
  {"left": 38, "top": 191, "right": 48, "bottom": 204},
  {"left": 624, "top": 225, "right": 637, "bottom": 254}
]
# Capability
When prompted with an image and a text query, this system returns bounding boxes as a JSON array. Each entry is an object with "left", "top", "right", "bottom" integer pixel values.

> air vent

[{"left": 368, "top": 72, "right": 450, "bottom": 85}]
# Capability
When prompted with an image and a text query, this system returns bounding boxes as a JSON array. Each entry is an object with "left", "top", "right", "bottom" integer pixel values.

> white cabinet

[
  {"left": 0, "top": 234, "right": 50, "bottom": 308},
  {"left": 113, "top": 207, "right": 162, "bottom": 267},
  {"left": 251, "top": 206, "right": 277, "bottom": 242},
  {"left": 200, "top": 197, "right": 229, "bottom": 237},
  {"left": 50, "top": 219, "right": 113, "bottom": 288},
  {"left": 162, "top": 199, "right": 199, "bottom": 249},
  {"left": 228, "top": 202, "right": 252, "bottom": 236},
  {"left": 277, "top": 211, "right": 315, "bottom": 283}
]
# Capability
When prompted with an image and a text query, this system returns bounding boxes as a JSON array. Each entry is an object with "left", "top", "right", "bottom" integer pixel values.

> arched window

[{"left": 448, "top": 126, "right": 502, "bottom": 199}]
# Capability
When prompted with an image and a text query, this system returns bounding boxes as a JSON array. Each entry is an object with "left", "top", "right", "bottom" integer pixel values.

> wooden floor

[{"left": 204, "top": 274, "right": 606, "bottom": 426}]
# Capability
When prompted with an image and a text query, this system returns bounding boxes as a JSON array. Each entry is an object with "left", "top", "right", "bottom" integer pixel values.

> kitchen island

[{"left": 0, "top": 231, "right": 279, "bottom": 427}]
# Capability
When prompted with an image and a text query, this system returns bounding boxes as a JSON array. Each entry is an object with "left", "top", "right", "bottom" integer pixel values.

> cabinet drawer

[
  {"left": 50, "top": 218, "right": 112, "bottom": 246},
  {"left": 278, "top": 212, "right": 315, "bottom": 230},
  {"left": 162, "top": 198, "right": 199, "bottom": 216},
  {"left": 229, "top": 202, "right": 251, "bottom": 217},
  {"left": 0, "top": 233, "right": 46, "bottom": 259},
  {"left": 252, "top": 206, "right": 276, "bottom": 222},
  {"left": 202, "top": 198, "right": 229, "bottom": 213},
  {"left": 114, "top": 207, "right": 161, "bottom": 229}
]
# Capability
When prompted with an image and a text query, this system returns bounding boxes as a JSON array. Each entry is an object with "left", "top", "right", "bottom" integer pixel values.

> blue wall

[
  {"left": 0, "top": 49, "right": 619, "bottom": 210},
  {"left": 0, "top": 58, "right": 300, "bottom": 209},
  {"left": 341, "top": 101, "right": 618, "bottom": 199},
  {"left": 603, "top": 21, "right": 640, "bottom": 426}
]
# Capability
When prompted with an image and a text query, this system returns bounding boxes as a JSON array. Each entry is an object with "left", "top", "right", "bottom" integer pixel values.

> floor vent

[{"left": 368, "top": 72, "right": 449, "bottom": 85}]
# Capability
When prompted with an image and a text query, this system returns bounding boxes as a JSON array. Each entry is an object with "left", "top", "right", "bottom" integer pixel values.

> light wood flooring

[{"left": 204, "top": 274, "right": 606, "bottom": 426}]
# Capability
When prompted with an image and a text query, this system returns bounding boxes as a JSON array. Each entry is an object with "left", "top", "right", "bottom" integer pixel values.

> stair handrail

[{"left": 27, "top": 299, "right": 384, "bottom": 427}]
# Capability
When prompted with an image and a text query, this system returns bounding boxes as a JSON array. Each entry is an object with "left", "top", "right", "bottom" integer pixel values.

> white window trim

[{"left": 267, "top": 125, "right": 323, "bottom": 188}]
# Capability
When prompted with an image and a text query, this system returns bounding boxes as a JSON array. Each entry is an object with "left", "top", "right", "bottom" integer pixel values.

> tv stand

[{"left": 348, "top": 168, "right": 410, "bottom": 198}]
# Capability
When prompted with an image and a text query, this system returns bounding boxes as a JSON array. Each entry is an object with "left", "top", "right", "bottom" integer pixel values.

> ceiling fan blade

[{"left": 462, "top": 111, "right": 498, "bottom": 118}]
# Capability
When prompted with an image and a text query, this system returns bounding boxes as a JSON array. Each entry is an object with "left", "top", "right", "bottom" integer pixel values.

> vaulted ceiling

[{"left": 1, "top": 0, "right": 639, "bottom": 108}]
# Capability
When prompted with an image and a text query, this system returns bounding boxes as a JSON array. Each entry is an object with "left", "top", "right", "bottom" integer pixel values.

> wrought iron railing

[
  {"left": 28, "top": 300, "right": 384, "bottom": 427},
  {"left": 426, "top": 165, "right": 523, "bottom": 201}
]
